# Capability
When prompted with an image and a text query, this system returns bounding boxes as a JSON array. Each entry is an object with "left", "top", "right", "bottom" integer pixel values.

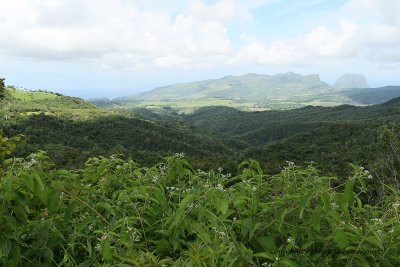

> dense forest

[{"left": 1, "top": 85, "right": 400, "bottom": 266}]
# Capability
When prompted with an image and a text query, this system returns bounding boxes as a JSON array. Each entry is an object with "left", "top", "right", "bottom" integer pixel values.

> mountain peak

[{"left": 334, "top": 73, "right": 368, "bottom": 89}]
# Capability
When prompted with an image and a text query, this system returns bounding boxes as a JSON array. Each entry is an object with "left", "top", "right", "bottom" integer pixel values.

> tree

[
  {"left": 373, "top": 123, "right": 400, "bottom": 191},
  {"left": 0, "top": 78, "right": 5, "bottom": 98}
]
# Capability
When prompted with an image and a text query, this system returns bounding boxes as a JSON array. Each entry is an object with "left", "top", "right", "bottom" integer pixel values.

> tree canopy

[{"left": 0, "top": 78, "right": 5, "bottom": 98}]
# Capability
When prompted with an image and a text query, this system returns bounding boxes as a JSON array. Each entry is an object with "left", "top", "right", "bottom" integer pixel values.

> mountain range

[
  {"left": 118, "top": 72, "right": 331, "bottom": 101},
  {"left": 89, "top": 72, "right": 400, "bottom": 113}
]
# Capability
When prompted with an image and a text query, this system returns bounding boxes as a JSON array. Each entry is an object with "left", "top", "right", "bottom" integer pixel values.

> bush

[{"left": 0, "top": 139, "right": 399, "bottom": 266}]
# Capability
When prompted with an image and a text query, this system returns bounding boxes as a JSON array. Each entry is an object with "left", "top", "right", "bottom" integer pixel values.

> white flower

[
  {"left": 371, "top": 218, "right": 383, "bottom": 224},
  {"left": 252, "top": 186, "right": 257, "bottom": 192},
  {"left": 392, "top": 202, "right": 400, "bottom": 209},
  {"left": 330, "top": 202, "right": 339, "bottom": 209},
  {"left": 287, "top": 237, "right": 295, "bottom": 245},
  {"left": 99, "top": 232, "right": 109, "bottom": 241}
]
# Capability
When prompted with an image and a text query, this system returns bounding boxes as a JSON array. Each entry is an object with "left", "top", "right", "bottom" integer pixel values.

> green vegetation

[
  {"left": 120, "top": 73, "right": 331, "bottom": 102},
  {"left": 1, "top": 135, "right": 400, "bottom": 266},
  {"left": 0, "top": 78, "right": 5, "bottom": 99},
  {"left": 0, "top": 88, "right": 234, "bottom": 169},
  {"left": 342, "top": 86, "right": 400, "bottom": 105},
  {"left": 2, "top": 82, "right": 400, "bottom": 266},
  {"left": 93, "top": 73, "right": 338, "bottom": 113},
  {"left": 90, "top": 73, "right": 399, "bottom": 114},
  {"left": 3, "top": 87, "right": 400, "bottom": 177}
]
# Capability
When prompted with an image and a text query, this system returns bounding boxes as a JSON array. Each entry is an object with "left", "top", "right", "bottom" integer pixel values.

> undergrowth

[{"left": 0, "top": 136, "right": 399, "bottom": 266}]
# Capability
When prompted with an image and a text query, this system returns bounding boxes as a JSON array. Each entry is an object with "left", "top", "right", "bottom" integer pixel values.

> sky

[{"left": 0, "top": 0, "right": 400, "bottom": 99}]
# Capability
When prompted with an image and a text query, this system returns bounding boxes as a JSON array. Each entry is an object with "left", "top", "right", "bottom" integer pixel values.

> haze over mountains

[
  {"left": 334, "top": 73, "right": 369, "bottom": 89},
  {"left": 119, "top": 72, "right": 331, "bottom": 101},
  {"left": 90, "top": 72, "right": 400, "bottom": 113}
]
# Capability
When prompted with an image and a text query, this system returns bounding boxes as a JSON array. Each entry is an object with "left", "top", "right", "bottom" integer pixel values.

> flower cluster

[{"left": 174, "top": 152, "right": 185, "bottom": 158}]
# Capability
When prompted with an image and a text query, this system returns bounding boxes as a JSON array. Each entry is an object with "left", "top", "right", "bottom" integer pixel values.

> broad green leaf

[
  {"left": 241, "top": 218, "right": 253, "bottom": 239},
  {"left": 101, "top": 238, "right": 112, "bottom": 262},
  {"left": 21, "top": 174, "right": 34, "bottom": 192},
  {"left": 253, "top": 252, "right": 275, "bottom": 260},
  {"left": 334, "top": 229, "right": 349, "bottom": 250},
  {"left": 258, "top": 235, "right": 277, "bottom": 251},
  {"left": 0, "top": 239, "right": 11, "bottom": 259},
  {"left": 342, "top": 179, "right": 355, "bottom": 207},
  {"left": 47, "top": 190, "right": 60, "bottom": 213},
  {"left": 215, "top": 197, "right": 229, "bottom": 215},
  {"left": 191, "top": 222, "right": 211, "bottom": 244},
  {"left": 168, "top": 194, "right": 197, "bottom": 232}
]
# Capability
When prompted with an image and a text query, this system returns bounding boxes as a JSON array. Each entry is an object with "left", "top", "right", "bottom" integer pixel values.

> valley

[{"left": 1, "top": 77, "right": 400, "bottom": 266}]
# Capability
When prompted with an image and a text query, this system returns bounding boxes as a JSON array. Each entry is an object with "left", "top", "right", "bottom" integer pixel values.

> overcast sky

[{"left": 0, "top": 0, "right": 399, "bottom": 98}]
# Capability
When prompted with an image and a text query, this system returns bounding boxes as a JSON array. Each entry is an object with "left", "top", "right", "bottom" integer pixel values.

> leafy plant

[{"left": 1, "top": 135, "right": 399, "bottom": 266}]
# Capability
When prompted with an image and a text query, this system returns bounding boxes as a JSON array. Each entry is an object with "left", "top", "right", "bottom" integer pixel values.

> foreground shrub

[{"left": 0, "top": 149, "right": 399, "bottom": 266}]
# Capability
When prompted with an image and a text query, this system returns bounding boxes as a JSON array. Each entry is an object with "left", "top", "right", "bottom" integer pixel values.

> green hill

[
  {"left": 184, "top": 98, "right": 400, "bottom": 138},
  {"left": 90, "top": 73, "right": 400, "bottom": 113},
  {"left": 1, "top": 88, "right": 233, "bottom": 168},
  {"left": 178, "top": 98, "right": 400, "bottom": 175},
  {"left": 4, "top": 86, "right": 400, "bottom": 176},
  {"left": 121, "top": 72, "right": 331, "bottom": 101},
  {"left": 342, "top": 86, "right": 400, "bottom": 104},
  {"left": 3, "top": 87, "right": 95, "bottom": 110}
]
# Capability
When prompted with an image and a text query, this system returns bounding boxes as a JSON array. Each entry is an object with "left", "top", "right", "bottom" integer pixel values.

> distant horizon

[{"left": 5, "top": 71, "right": 400, "bottom": 100}]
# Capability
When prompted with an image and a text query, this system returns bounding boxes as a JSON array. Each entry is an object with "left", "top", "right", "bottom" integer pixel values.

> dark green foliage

[
  {"left": 343, "top": 86, "right": 400, "bottom": 104},
  {"left": 0, "top": 78, "right": 5, "bottom": 99},
  {"left": 4, "top": 87, "right": 400, "bottom": 178},
  {"left": 372, "top": 122, "right": 400, "bottom": 191},
  {"left": 4, "top": 112, "right": 233, "bottom": 168},
  {"left": 181, "top": 101, "right": 400, "bottom": 176},
  {"left": 0, "top": 137, "right": 399, "bottom": 266}
]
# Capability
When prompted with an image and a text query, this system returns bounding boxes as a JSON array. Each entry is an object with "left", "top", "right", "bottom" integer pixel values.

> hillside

[
  {"left": 0, "top": 88, "right": 234, "bottom": 168},
  {"left": 177, "top": 98, "right": 400, "bottom": 175},
  {"left": 97, "top": 72, "right": 343, "bottom": 112},
  {"left": 91, "top": 72, "right": 400, "bottom": 113},
  {"left": 184, "top": 98, "right": 400, "bottom": 138},
  {"left": 121, "top": 72, "right": 331, "bottom": 101},
  {"left": 4, "top": 86, "right": 400, "bottom": 176},
  {"left": 4, "top": 87, "right": 95, "bottom": 109},
  {"left": 342, "top": 86, "right": 400, "bottom": 104}
]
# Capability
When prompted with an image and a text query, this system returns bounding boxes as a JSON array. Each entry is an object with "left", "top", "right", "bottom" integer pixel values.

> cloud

[
  {"left": 0, "top": 0, "right": 399, "bottom": 70},
  {"left": 187, "top": 0, "right": 252, "bottom": 23},
  {"left": 232, "top": 0, "right": 400, "bottom": 67},
  {"left": 0, "top": 0, "right": 237, "bottom": 69}
]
